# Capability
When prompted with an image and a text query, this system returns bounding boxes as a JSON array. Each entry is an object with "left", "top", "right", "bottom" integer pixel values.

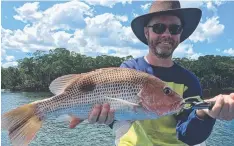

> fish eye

[{"left": 163, "top": 87, "right": 172, "bottom": 95}]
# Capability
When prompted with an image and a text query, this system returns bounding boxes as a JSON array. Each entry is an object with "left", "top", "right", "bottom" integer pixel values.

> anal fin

[{"left": 57, "top": 114, "right": 82, "bottom": 129}]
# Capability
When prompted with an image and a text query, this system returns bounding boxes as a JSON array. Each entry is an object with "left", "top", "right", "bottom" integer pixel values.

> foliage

[
  {"left": 174, "top": 55, "right": 234, "bottom": 97},
  {"left": 1, "top": 48, "right": 234, "bottom": 98},
  {"left": 1, "top": 48, "right": 132, "bottom": 91}
]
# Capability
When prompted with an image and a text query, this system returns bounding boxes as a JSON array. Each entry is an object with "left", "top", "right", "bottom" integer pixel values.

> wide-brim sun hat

[{"left": 131, "top": 0, "right": 202, "bottom": 45}]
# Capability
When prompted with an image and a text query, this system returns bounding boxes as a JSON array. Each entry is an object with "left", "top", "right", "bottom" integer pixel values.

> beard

[{"left": 148, "top": 36, "right": 179, "bottom": 59}]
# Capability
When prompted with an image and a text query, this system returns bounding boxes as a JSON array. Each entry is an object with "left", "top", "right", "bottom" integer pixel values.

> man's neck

[{"left": 145, "top": 54, "right": 174, "bottom": 68}]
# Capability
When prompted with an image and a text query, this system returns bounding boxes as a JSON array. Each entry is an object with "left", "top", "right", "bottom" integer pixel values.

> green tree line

[{"left": 1, "top": 48, "right": 234, "bottom": 98}]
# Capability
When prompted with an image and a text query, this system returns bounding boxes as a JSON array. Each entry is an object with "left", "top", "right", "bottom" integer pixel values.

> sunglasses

[{"left": 147, "top": 23, "right": 183, "bottom": 35}]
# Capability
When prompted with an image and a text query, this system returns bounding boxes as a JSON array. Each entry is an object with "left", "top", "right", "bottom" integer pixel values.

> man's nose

[{"left": 161, "top": 28, "right": 172, "bottom": 37}]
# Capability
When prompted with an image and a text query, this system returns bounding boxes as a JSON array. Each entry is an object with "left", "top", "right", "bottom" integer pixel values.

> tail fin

[{"left": 2, "top": 103, "right": 43, "bottom": 146}]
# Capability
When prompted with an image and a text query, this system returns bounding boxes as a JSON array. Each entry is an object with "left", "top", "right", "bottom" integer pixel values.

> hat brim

[{"left": 131, "top": 8, "right": 202, "bottom": 45}]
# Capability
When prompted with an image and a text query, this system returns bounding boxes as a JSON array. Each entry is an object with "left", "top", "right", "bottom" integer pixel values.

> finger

[
  {"left": 204, "top": 94, "right": 220, "bottom": 103},
  {"left": 219, "top": 96, "right": 229, "bottom": 120},
  {"left": 227, "top": 97, "right": 234, "bottom": 120},
  {"left": 88, "top": 104, "right": 102, "bottom": 124},
  {"left": 97, "top": 103, "right": 110, "bottom": 124},
  {"left": 210, "top": 95, "right": 224, "bottom": 118},
  {"left": 230, "top": 93, "right": 234, "bottom": 100},
  {"left": 105, "top": 109, "right": 115, "bottom": 125}
]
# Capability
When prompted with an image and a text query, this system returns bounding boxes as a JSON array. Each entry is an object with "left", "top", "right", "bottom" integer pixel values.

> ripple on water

[
  {"left": 30, "top": 120, "right": 115, "bottom": 146},
  {"left": 1, "top": 92, "right": 234, "bottom": 146}
]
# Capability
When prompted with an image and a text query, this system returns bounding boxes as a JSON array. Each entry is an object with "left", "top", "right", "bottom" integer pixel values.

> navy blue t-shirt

[{"left": 118, "top": 56, "right": 216, "bottom": 145}]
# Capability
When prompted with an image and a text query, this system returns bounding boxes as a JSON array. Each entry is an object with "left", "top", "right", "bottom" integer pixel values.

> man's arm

[
  {"left": 176, "top": 109, "right": 216, "bottom": 145},
  {"left": 175, "top": 74, "right": 216, "bottom": 145}
]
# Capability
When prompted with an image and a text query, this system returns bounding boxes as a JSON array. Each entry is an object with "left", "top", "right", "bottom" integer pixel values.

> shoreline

[{"left": 2, "top": 88, "right": 234, "bottom": 99}]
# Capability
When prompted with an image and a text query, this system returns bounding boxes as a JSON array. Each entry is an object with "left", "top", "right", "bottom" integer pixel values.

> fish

[{"left": 1, "top": 67, "right": 184, "bottom": 146}]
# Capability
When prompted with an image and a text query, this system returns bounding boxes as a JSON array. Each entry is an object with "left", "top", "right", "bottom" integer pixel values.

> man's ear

[{"left": 144, "top": 27, "right": 149, "bottom": 39}]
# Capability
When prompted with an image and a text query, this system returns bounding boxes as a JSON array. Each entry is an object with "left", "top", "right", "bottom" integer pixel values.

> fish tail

[{"left": 1, "top": 103, "right": 43, "bottom": 146}]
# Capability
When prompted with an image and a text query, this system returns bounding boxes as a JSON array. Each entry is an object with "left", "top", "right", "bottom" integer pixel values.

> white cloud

[
  {"left": 83, "top": 13, "right": 139, "bottom": 46},
  {"left": 13, "top": 1, "right": 93, "bottom": 30},
  {"left": 1, "top": 49, "right": 18, "bottom": 67},
  {"left": 2, "top": 27, "right": 54, "bottom": 52},
  {"left": 2, "top": 0, "right": 140, "bottom": 61},
  {"left": 180, "top": 0, "right": 225, "bottom": 10},
  {"left": 2, "top": 62, "right": 18, "bottom": 68},
  {"left": 189, "top": 16, "right": 224, "bottom": 43},
  {"left": 174, "top": 43, "right": 203, "bottom": 59},
  {"left": 216, "top": 48, "right": 221, "bottom": 52},
  {"left": 13, "top": 2, "right": 42, "bottom": 23},
  {"left": 189, "top": 53, "right": 203, "bottom": 60},
  {"left": 52, "top": 31, "right": 73, "bottom": 48},
  {"left": 205, "top": 0, "right": 226, "bottom": 14},
  {"left": 141, "top": 3, "right": 151, "bottom": 11},
  {"left": 2, "top": 1, "right": 93, "bottom": 53},
  {"left": 5, "top": 56, "right": 15, "bottom": 62},
  {"left": 223, "top": 48, "right": 234, "bottom": 56},
  {"left": 180, "top": 1, "right": 205, "bottom": 8},
  {"left": 132, "top": 12, "right": 139, "bottom": 18},
  {"left": 1, "top": 49, "right": 6, "bottom": 58},
  {"left": 67, "top": 29, "right": 87, "bottom": 49},
  {"left": 83, "top": 0, "right": 132, "bottom": 8},
  {"left": 174, "top": 43, "right": 193, "bottom": 55},
  {"left": 206, "top": 1, "right": 216, "bottom": 12},
  {"left": 43, "top": 1, "right": 93, "bottom": 30}
]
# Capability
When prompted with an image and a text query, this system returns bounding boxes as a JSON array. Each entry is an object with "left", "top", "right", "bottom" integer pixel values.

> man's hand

[
  {"left": 196, "top": 93, "right": 234, "bottom": 121},
  {"left": 88, "top": 103, "right": 115, "bottom": 124},
  {"left": 69, "top": 103, "right": 115, "bottom": 129}
]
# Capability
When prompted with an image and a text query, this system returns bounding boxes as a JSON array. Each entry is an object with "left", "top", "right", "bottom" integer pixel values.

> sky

[{"left": 1, "top": 0, "right": 234, "bottom": 68}]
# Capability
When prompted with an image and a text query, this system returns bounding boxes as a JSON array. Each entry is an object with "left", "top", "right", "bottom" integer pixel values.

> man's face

[{"left": 144, "top": 15, "right": 182, "bottom": 59}]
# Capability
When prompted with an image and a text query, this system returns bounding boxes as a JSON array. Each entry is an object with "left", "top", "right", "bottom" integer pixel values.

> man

[{"left": 71, "top": 1, "right": 234, "bottom": 146}]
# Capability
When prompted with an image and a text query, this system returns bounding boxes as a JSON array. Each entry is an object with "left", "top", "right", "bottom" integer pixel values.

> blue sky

[{"left": 1, "top": 0, "right": 234, "bottom": 68}]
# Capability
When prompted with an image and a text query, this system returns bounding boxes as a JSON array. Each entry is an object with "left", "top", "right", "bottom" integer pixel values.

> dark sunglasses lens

[
  {"left": 169, "top": 25, "right": 182, "bottom": 34},
  {"left": 152, "top": 24, "right": 166, "bottom": 34}
]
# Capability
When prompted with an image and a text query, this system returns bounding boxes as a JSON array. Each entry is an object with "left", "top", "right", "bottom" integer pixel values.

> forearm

[{"left": 176, "top": 110, "right": 216, "bottom": 145}]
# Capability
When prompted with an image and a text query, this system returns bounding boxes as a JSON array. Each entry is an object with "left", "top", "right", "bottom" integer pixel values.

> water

[{"left": 1, "top": 91, "right": 234, "bottom": 146}]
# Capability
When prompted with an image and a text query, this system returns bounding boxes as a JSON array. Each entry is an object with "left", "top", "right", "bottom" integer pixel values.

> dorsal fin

[{"left": 49, "top": 74, "right": 80, "bottom": 95}]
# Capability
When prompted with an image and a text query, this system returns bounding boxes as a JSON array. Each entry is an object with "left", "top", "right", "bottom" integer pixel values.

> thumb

[{"left": 230, "top": 93, "right": 234, "bottom": 100}]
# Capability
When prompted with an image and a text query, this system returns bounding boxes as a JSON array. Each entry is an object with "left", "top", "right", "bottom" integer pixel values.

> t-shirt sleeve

[
  {"left": 120, "top": 59, "right": 136, "bottom": 69},
  {"left": 176, "top": 71, "right": 216, "bottom": 145}
]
